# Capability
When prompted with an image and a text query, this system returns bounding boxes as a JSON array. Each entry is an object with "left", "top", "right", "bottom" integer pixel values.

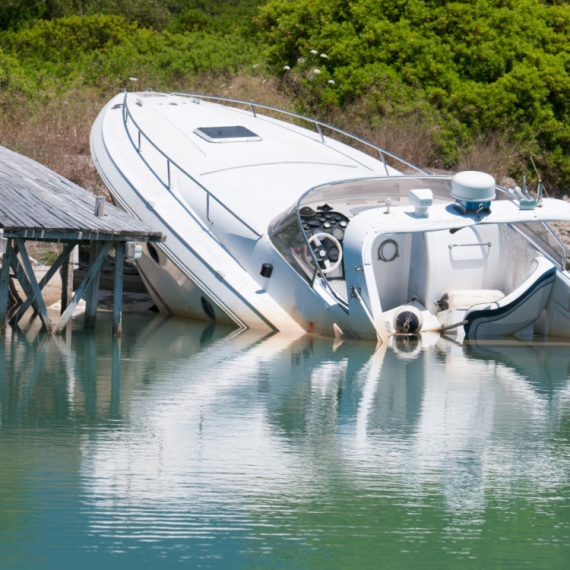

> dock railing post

[{"left": 113, "top": 242, "right": 124, "bottom": 336}]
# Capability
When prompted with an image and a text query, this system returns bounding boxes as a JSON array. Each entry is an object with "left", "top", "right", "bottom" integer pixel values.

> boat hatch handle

[{"left": 448, "top": 242, "right": 491, "bottom": 250}]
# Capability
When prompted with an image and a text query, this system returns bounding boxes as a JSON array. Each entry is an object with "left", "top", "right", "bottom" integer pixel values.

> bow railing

[
  {"left": 121, "top": 91, "right": 262, "bottom": 239},
  {"left": 172, "top": 92, "right": 427, "bottom": 176}
]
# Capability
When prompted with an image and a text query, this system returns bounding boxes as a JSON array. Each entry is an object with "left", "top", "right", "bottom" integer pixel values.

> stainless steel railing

[
  {"left": 121, "top": 91, "right": 262, "bottom": 238},
  {"left": 172, "top": 91, "right": 427, "bottom": 176}
]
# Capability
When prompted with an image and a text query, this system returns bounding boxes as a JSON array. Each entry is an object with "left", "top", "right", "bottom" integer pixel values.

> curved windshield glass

[{"left": 269, "top": 205, "right": 315, "bottom": 282}]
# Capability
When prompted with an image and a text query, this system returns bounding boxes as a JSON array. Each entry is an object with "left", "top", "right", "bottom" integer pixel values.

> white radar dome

[{"left": 451, "top": 171, "right": 496, "bottom": 204}]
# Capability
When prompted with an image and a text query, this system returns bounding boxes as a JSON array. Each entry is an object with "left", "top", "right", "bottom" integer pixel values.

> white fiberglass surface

[{"left": 128, "top": 94, "right": 389, "bottom": 226}]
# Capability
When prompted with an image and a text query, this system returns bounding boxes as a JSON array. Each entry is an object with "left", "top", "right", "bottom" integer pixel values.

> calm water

[{"left": 0, "top": 315, "right": 569, "bottom": 569}]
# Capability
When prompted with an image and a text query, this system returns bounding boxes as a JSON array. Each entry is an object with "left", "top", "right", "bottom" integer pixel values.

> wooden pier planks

[
  {"left": 0, "top": 145, "right": 164, "bottom": 241},
  {"left": 0, "top": 144, "right": 165, "bottom": 335}
]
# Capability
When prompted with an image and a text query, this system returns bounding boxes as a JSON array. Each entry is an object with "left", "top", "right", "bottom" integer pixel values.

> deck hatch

[{"left": 194, "top": 126, "right": 262, "bottom": 143}]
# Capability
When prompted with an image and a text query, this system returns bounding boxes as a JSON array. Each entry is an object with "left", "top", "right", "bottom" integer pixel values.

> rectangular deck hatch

[{"left": 194, "top": 126, "right": 262, "bottom": 143}]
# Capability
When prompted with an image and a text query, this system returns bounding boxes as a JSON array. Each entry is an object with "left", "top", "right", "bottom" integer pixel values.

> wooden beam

[
  {"left": 85, "top": 241, "right": 102, "bottom": 329},
  {"left": 113, "top": 242, "right": 125, "bottom": 336},
  {"left": 60, "top": 245, "right": 76, "bottom": 316},
  {"left": 0, "top": 239, "right": 12, "bottom": 333},
  {"left": 11, "top": 241, "right": 76, "bottom": 325},
  {"left": 55, "top": 241, "right": 112, "bottom": 333},
  {"left": 10, "top": 245, "right": 41, "bottom": 315},
  {"left": 15, "top": 238, "right": 53, "bottom": 333}
]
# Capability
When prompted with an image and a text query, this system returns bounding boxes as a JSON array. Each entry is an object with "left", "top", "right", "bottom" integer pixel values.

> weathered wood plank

[
  {"left": 10, "top": 245, "right": 41, "bottom": 316},
  {"left": 84, "top": 241, "right": 101, "bottom": 329},
  {"left": 0, "top": 145, "right": 164, "bottom": 242},
  {"left": 60, "top": 245, "right": 76, "bottom": 315}
]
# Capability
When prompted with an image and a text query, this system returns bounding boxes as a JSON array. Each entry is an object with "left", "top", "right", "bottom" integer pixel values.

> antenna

[{"left": 530, "top": 156, "right": 545, "bottom": 206}]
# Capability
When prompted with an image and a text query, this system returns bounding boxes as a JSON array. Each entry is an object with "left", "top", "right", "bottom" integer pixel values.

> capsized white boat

[{"left": 91, "top": 91, "right": 570, "bottom": 341}]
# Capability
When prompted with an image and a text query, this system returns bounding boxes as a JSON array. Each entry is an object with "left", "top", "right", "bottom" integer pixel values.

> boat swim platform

[{"left": 0, "top": 144, "right": 164, "bottom": 335}]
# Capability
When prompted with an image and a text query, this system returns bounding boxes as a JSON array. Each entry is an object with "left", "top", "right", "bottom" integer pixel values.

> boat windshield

[
  {"left": 269, "top": 204, "right": 316, "bottom": 283},
  {"left": 513, "top": 222, "right": 568, "bottom": 269},
  {"left": 296, "top": 175, "right": 513, "bottom": 212}
]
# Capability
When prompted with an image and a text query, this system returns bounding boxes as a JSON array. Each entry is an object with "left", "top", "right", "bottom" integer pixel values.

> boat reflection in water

[{"left": 1, "top": 317, "right": 570, "bottom": 567}]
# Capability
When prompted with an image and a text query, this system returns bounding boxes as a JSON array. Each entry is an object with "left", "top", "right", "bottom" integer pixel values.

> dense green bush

[
  {"left": 0, "top": 13, "right": 262, "bottom": 88},
  {"left": 1, "top": 14, "right": 137, "bottom": 61},
  {"left": 0, "top": 0, "right": 258, "bottom": 31},
  {"left": 256, "top": 0, "right": 570, "bottom": 187},
  {"left": 0, "top": 48, "right": 31, "bottom": 94}
]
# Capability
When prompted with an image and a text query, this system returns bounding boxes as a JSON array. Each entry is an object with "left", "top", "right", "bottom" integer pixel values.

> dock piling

[
  {"left": 0, "top": 239, "right": 12, "bottom": 333},
  {"left": 113, "top": 242, "right": 125, "bottom": 336}
]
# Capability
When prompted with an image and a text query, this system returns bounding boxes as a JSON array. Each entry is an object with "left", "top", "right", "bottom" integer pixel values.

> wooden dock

[{"left": 0, "top": 145, "right": 164, "bottom": 335}]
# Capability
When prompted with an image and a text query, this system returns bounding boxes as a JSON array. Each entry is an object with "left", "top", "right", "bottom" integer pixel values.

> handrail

[
  {"left": 172, "top": 92, "right": 428, "bottom": 176},
  {"left": 121, "top": 91, "right": 262, "bottom": 239}
]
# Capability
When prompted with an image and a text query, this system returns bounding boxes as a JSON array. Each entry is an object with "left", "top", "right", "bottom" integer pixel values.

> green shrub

[
  {"left": 0, "top": 14, "right": 137, "bottom": 61},
  {"left": 256, "top": 0, "right": 570, "bottom": 188}
]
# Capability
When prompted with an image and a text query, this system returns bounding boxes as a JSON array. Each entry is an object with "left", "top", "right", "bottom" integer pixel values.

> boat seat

[
  {"left": 464, "top": 256, "right": 556, "bottom": 339},
  {"left": 436, "top": 289, "right": 504, "bottom": 311}
]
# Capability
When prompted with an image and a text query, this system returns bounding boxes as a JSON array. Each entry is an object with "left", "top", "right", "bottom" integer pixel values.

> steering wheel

[{"left": 308, "top": 233, "right": 343, "bottom": 274}]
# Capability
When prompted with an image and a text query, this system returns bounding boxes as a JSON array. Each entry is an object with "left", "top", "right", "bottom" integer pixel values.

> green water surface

[{"left": 0, "top": 315, "right": 569, "bottom": 569}]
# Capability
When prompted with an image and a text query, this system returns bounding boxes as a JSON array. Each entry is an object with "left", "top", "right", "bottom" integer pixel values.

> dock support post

[
  {"left": 85, "top": 241, "right": 102, "bottom": 329},
  {"left": 0, "top": 239, "right": 12, "bottom": 333},
  {"left": 55, "top": 241, "right": 112, "bottom": 333},
  {"left": 60, "top": 245, "right": 76, "bottom": 315},
  {"left": 11, "top": 242, "right": 76, "bottom": 326},
  {"left": 113, "top": 242, "right": 124, "bottom": 336}
]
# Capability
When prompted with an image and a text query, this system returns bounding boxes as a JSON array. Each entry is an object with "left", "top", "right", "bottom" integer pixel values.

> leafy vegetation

[
  {"left": 257, "top": 0, "right": 570, "bottom": 189},
  {"left": 0, "top": 0, "right": 570, "bottom": 191}
]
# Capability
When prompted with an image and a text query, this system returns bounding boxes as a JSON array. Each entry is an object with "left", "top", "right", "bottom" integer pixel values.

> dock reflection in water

[{"left": 0, "top": 317, "right": 569, "bottom": 569}]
